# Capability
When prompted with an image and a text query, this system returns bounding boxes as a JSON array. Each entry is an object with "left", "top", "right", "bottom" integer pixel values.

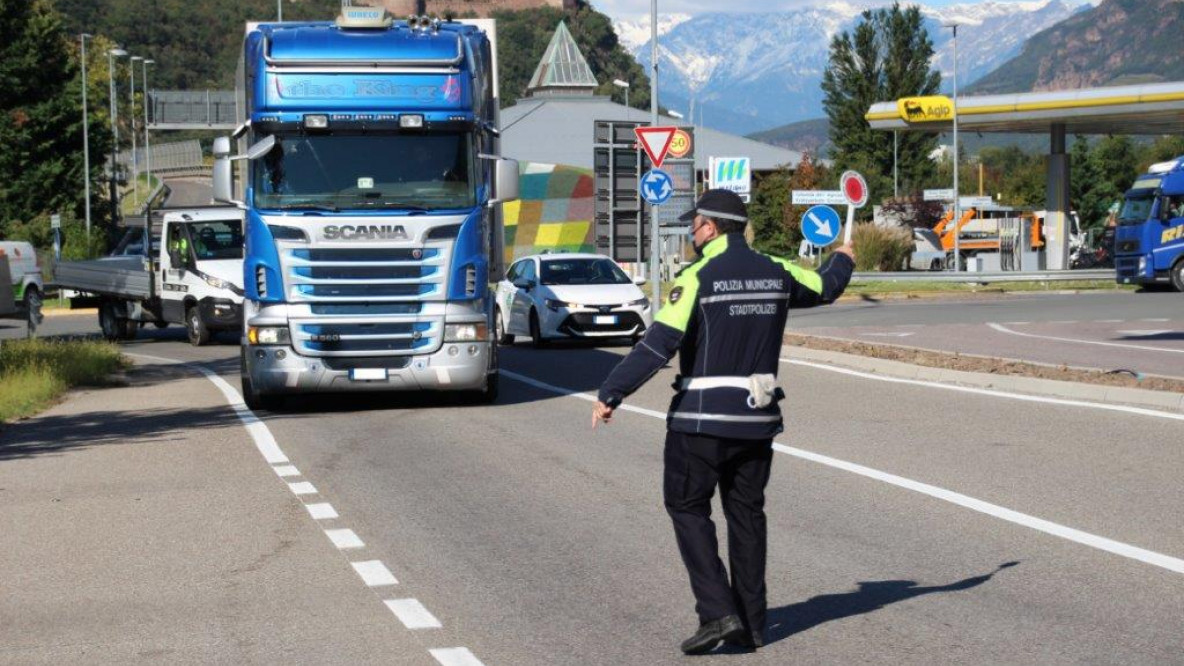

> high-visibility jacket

[{"left": 597, "top": 233, "right": 855, "bottom": 439}]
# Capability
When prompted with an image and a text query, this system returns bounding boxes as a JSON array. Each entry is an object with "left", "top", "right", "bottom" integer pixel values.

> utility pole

[
  {"left": 80, "top": 34, "right": 92, "bottom": 238},
  {"left": 143, "top": 59, "right": 155, "bottom": 197},
  {"left": 107, "top": 47, "right": 127, "bottom": 225},
  {"left": 945, "top": 22, "right": 961, "bottom": 271},
  {"left": 130, "top": 55, "right": 142, "bottom": 206}
]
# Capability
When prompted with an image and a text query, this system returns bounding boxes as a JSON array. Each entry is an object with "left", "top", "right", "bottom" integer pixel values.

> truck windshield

[
  {"left": 252, "top": 132, "right": 476, "bottom": 211},
  {"left": 187, "top": 220, "right": 243, "bottom": 260},
  {"left": 1118, "top": 192, "right": 1155, "bottom": 226}
]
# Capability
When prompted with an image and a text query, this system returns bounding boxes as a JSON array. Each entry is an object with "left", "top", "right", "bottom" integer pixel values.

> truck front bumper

[
  {"left": 199, "top": 298, "right": 243, "bottom": 331},
  {"left": 244, "top": 341, "right": 491, "bottom": 394}
]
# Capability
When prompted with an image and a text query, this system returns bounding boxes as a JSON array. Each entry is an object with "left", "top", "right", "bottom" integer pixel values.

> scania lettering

[
  {"left": 214, "top": 8, "right": 519, "bottom": 409},
  {"left": 1114, "top": 157, "right": 1184, "bottom": 291}
]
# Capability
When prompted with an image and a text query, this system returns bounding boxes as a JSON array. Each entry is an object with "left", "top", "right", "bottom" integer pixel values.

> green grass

[
  {"left": 119, "top": 173, "right": 162, "bottom": 215},
  {"left": 0, "top": 338, "right": 127, "bottom": 422}
]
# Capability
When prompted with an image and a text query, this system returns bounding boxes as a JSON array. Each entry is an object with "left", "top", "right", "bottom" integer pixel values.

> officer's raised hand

[{"left": 833, "top": 243, "right": 855, "bottom": 260}]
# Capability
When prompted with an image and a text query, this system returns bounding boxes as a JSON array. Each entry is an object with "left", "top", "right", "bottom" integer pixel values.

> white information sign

[
  {"left": 923, "top": 188, "right": 955, "bottom": 201},
  {"left": 791, "top": 190, "right": 847, "bottom": 206},
  {"left": 959, "top": 196, "right": 993, "bottom": 208}
]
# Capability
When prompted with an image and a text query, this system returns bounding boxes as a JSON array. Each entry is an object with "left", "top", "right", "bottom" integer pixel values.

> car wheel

[
  {"left": 529, "top": 309, "right": 547, "bottom": 348},
  {"left": 187, "top": 306, "right": 211, "bottom": 347},
  {"left": 1171, "top": 259, "right": 1184, "bottom": 293},
  {"left": 495, "top": 308, "right": 515, "bottom": 345},
  {"left": 22, "top": 285, "right": 43, "bottom": 332},
  {"left": 930, "top": 258, "right": 943, "bottom": 272}
]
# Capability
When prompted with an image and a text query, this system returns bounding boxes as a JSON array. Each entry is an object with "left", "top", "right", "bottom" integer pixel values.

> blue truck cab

[
  {"left": 213, "top": 8, "right": 519, "bottom": 409},
  {"left": 1115, "top": 157, "right": 1184, "bottom": 291}
]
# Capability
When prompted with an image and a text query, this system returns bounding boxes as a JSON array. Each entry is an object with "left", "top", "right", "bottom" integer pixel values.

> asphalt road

[
  {"left": 161, "top": 177, "right": 213, "bottom": 208},
  {"left": 7, "top": 311, "right": 1183, "bottom": 663},
  {"left": 790, "top": 291, "right": 1184, "bottom": 379}
]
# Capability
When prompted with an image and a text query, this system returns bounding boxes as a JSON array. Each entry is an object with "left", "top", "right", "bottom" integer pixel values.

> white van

[{"left": 0, "top": 241, "right": 44, "bottom": 311}]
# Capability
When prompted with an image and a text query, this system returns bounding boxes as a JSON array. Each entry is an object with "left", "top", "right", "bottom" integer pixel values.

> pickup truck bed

[{"left": 52, "top": 256, "right": 153, "bottom": 300}]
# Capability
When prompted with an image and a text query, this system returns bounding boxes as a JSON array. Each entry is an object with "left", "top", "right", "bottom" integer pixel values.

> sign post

[
  {"left": 635, "top": 126, "right": 678, "bottom": 305},
  {"left": 51, "top": 214, "right": 62, "bottom": 262}
]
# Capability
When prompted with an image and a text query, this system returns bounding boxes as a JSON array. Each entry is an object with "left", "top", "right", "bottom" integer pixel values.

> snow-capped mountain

[{"left": 613, "top": 0, "right": 1092, "bottom": 134}]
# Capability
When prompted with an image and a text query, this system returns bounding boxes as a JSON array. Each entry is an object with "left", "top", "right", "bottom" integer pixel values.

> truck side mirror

[
  {"left": 212, "top": 136, "right": 239, "bottom": 206},
  {"left": 490, "top": 158, "right": 519, "bottom": 205}
]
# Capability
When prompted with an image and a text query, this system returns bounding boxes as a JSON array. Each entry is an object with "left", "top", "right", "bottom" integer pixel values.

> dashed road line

[
  {"left": 352, "top": 560, "right": 399, "bottom": 587},
  {"left": 430, "top": 647, "right": 486, "bottom": 666},
  {"left": 385, "top": 598, "right": 443, "bottom": 629},
  {"left": 501, "top": 369, "right": 1184, "bottom": 576},
  {"left": 124, "top": 352, "right": 483, "bottom": 663},
  {"left": 288, "top": 481, "right": 318, "bottom": 496},
  {"left": 989, "top": 322, "right": 1184, "bottom": 354},
  {"left": 305, "top": 503, "right": 339, "bottom": 520},
  {"left": 325, "top": 528, "right": 365, "bottom": 550}
]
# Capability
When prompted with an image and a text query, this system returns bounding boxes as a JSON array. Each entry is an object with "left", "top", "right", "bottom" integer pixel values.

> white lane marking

[
  {"left": 1096, "top": 319, "right": 1124, "bottom": 323},
  {"left": 325, "top": 528, "right": 365, "bottom": 550},
  {"left": 273, "top": 465, "right": 301, "bottom": 477},
  {"left": 288, "top": 481, "right": 318, "bottom": 496},
  {"left": 989, "top": 322, "right": 1184, "bottom": 355},
  {"left": 1003, "top": 321, "right": 1030, "bottom": 325},
  {"left": 1141, "top": 318, "right": 1171, "bottom": 323},
  {"left": 1117, "top": 330, "right": 1174, "bottom": 337},
  {"left": 305, "top": 502, "right": 339, "bottom": 520},
  {"left": 385, "top": 598, "right": 443, "bottom": 629},
  {"left": 781, "top": 358, "right": 1184, "bottom": 423},
  {"left": 125, "top": 352, "right": 289, "bottom": 464},
  {"left": 501, "top": 370, "right": 1184, "bottom": 575},
  {"left": 430, "top": 647, "right": 485, "bottom": 666},
  {"left": 859, "top": 332, "right": 915, "bottom": 338},
  {"left": 351, "top": 560, "right": 399, "bottom": 587}
]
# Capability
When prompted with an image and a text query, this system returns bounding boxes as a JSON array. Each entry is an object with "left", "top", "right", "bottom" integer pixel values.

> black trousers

[{"left": 663, "top": 430, "right": 774, "bottom": 639}]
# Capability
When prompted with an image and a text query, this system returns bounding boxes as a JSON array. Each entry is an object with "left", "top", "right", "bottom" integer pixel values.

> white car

[
  {"left": 495, "top": 253, "right": 653, "bottom": 346},
  {"left": 909, "top": 228, "right": 947, "bottom": 271}
]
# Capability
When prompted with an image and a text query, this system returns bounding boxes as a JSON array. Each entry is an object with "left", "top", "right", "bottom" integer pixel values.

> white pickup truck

[{"left": 53, "top": 208, "right": 245, "bottom": 345}]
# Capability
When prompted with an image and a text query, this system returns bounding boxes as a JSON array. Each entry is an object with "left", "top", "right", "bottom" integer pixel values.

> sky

[{"left": 596, "top": 0, "right": 1066, "bottom": 18}]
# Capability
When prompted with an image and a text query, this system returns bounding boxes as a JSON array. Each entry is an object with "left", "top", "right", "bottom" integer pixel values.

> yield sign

[{"left": 634, "top": 126, "right": 678, "bottom": 168}]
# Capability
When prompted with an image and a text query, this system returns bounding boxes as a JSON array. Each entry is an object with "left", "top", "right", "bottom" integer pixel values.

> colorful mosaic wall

[{"left": 502, "top": 162, "right": 595, "bottom": 264}]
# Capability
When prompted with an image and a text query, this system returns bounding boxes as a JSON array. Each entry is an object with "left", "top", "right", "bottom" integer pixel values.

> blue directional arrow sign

[
  {"left": 640, "top": 168, "right": 674, "bottom": 206},
  {"left": 801, "top": 204, "right": 842, "bottom": 247}
]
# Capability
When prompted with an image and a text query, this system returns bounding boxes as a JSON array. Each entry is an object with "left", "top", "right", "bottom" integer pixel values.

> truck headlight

[
  {"left": 1138, "top": 256, "right": 1147, "bottom": 273},
  {"left": 444, "top": 323, "right": 488, "bottom": 342},
  {"left": 545, "top": 298, "right": 570, "bottom": 311},
  {"left": 248, "top": 326, "right": 290, "bottom": 345}
]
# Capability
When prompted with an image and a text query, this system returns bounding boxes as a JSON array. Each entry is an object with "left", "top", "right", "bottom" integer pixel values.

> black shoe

[
  {"left": 680, "top": 614, "right": 745, "bottom": 655},
  {"left": 723, "top": 631, "right": 764, "bottom": 650}
]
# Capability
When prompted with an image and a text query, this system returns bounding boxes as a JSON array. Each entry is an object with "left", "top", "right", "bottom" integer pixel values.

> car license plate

[
  {"left": 594, "top": 315, "right": 618, "bottom": 325},
  {"left": 350, "top": 368, "right": 387, "bottom": 381}
]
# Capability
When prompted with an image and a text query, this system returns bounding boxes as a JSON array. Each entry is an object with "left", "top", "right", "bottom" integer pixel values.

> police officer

[{"left": 591, "top": 189, "right": 855, "bottom": 654}]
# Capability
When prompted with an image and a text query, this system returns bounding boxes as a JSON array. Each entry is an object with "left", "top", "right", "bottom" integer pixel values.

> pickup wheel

[
  {"left": 529, "top": 309, "right": 547, "bottom": 348},
  {"left": 495, "top": 308, "right": 514, "bottom": 345},
  {"left": 186, "top": 306, "right": 211, "bottom": 347},
  {"left": 1171, "top": 259, "right": 1184, "bottom": 293},
  {"left": 22, "top": 285, "right": 42, "bottom": 333},
  {"left": 99, "top": 301, "right": 136, "bottom": 342}
]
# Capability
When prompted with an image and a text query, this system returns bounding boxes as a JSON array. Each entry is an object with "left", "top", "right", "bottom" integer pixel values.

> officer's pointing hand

[{"left": 592, "top": 401, "right": 614, "bottom": 428}]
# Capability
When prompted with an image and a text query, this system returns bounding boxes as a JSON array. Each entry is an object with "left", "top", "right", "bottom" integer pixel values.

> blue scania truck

[
  {"left": 1115, "top": 157, "right": 1184, "bottom": 291},
  {"left": 213, "top": 6, "right": 518, "bottom": 409}
]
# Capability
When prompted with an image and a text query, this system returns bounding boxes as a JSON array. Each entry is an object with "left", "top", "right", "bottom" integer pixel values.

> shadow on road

[{"left": 715, "top": 561, "right": 1020, "bottom": 652}]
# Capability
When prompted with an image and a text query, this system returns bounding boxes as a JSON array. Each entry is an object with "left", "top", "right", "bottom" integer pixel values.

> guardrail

[{"left": 850, "top": 269, "right": 1115, "bottom": 284}]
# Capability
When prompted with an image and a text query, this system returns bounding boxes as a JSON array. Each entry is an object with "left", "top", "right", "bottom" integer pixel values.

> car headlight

[
  {"left": 248, "top": 326, "right": 290, "bottom": 345},
  {"left": 204, "top": 274, "right": 230, "bottom": 289},
  {"left": 444, "top": 323, "right": 488, "bottom": 342},
  {"left": 545, "top": 298, "right": 570, "bottom": 311},
  {"left": 628, "top": 297, "right": 650, "bottom": 309}
]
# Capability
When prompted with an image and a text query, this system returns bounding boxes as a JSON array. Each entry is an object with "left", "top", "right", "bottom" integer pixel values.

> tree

[
  {"left": 749, "top": 153, "right": 830, "bottom": 257},
  {"left": 0, "top": 0, "right": 100, "bottom": 246},
  {"left": 821, "top": 2, "right": 941, "bottom": 211}
]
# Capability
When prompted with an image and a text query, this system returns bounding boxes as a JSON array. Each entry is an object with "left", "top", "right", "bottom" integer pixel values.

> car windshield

[
  {"left": 187, "top": 220, "right": 243, "bottom": 260},
  {"left": 252, "top": 131, "right": 475, "bottom": 211},
  {"left": 1118, "top": 192, "right": 1155, "bottom": 226},
  {"left": 540, "top": 258, "right": 631, "bottom": 286}
]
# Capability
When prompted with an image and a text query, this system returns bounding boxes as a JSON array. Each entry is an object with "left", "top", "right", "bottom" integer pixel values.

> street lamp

[
  {"left": 142, "top": 59, "right": 155, "bottom": 197},
  {"left": 277, "top": 0, "right": 283, "bottom": 21},
  {"left": 943, "top": 21, "right": 960, "bottom": 271},
  {"left": 129, "top": 55, "right": 142, "bottom": 206},
  {"left": 80, "top": 34, "right": 92, "bottom": 237},
  {"left": 668, "top": 110, "right": 684, "bottom": 120},
  {"left": 612, "top": 78, "right": 630, "bottom": 110},
  {"left": 107, "top": 47, "right": 127, "bottom": 224}
]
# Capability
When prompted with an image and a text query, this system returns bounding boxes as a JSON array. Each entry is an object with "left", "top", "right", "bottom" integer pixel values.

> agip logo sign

[{"left": 897, "top": 95, "right": 955, "bottom": 123}]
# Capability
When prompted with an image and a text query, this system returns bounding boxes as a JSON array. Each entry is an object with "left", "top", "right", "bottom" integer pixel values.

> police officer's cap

[{"left": 678, "top": 188, "right": 748, "bottom": 225}]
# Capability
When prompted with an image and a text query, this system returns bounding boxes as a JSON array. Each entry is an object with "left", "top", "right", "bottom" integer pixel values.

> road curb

[
  {"left": 42, "top": 307, "right": 96, "bottom": 318},
  {"left": 783, "top": 344, "right": 1184, "bottom": 413}
]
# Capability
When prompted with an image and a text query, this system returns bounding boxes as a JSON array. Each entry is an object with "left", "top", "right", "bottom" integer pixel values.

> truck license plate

[
  {"left": 350, "top": 368, "right": 387, "bottom": 381},
  {"left": 594, "top": 315, "right": 618, "bottom": 325}
]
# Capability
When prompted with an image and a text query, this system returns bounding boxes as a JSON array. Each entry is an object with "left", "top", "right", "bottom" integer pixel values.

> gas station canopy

[{"left": 866, "top": 81, "right": 1184, "bottom": 135}]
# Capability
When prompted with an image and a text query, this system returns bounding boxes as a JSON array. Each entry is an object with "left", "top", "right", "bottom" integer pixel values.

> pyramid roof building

[{"left": 525, "top": 21, "right": 599, "bottom": 97}]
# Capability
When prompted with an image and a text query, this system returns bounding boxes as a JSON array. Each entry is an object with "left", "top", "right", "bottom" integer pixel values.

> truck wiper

[
  {"left": 361, "top": 202, "right": 432, "bottom": 213},
  {"left": 272, "top": 202, "right": 340, "bottom": 212}
]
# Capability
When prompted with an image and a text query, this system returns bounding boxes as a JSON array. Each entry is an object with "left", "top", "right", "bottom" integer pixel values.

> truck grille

[
  {"left": 280, "top": 244, "right": 450, "bottom": 357},
  {"left": 1115, "top": 257, "right": 1141, "bottom": 277},
  {"left": 1117, "top": 240, "right": 1139, "bottom": 253}
]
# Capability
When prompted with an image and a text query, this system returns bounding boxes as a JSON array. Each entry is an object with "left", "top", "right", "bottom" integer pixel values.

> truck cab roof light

[
  {"left": 400, "top": 114, "right": 424, "bottom": 129},
  {"left": 304, "top": 114, "right": 329, "bottom": 130},
  {"left": 1148, "top": 160, "right": 1179, "bottom": 175}
]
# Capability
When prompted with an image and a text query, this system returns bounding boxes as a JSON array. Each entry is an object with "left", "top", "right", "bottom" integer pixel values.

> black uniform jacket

[{"left": 597, "top": 233, "right": 855, "bottom": 439}]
